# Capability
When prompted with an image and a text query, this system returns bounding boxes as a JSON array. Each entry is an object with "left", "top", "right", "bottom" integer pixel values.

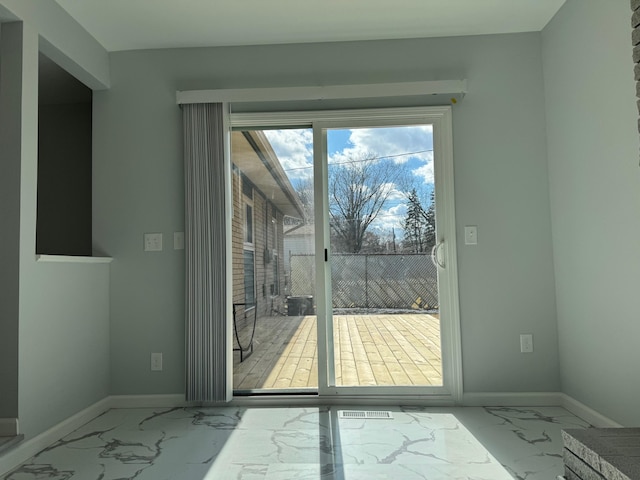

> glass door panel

[
  {"left": 325, "top": 126, "right": 443, "bottom": 388},
  {"left": 231, "top": 128, "right": 318, "bottom": 392}
]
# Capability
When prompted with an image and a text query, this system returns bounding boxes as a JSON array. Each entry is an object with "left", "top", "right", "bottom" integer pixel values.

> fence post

[{"left": 365, "top": 254, "right": 369, "bottom": 309}]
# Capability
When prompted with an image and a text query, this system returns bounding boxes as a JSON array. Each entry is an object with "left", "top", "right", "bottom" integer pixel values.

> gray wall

[
  {"left": 0, "top": 20, "right": 110, "bottom": 440},
  {"left": 94, "top": 32, "right": 559, "bottom": 395},
  {"left": 19, "top": 261, "right": 111, "bottom": 438},
  {"left": 542, "top": 0, "right": 640, "bottom": 425}
]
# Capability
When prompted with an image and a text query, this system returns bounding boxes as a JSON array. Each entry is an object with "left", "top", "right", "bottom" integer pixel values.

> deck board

[{"left": 233, "top": 313, "right": 442, "bottom": 390}]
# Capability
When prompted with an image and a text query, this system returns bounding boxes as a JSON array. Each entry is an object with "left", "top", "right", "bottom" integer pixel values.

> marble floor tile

[{"left": 1, "top": 405, "right": 589, "bottom": 480}]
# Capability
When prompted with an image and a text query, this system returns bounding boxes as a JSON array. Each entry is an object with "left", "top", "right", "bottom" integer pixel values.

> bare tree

[
  {"left": 294, "top": 176, "right": 315, "bottom": 225},
  {"left": 329, "top": 154, "right": 406, "bottom": 253}
]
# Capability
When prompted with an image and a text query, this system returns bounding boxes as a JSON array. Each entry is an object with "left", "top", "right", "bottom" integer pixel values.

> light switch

[
  {"left": 174, "top": 232, "right": 185, "bottom": 250},
  {"left": 144, "top": 233, "right": 163, "bottom": 251},
  {"left": 520, "top": 334, "right": 534, "bottom": 353},
  {"left": 464, "top": 226, "right": 478, "bottom": 245},
  {"left": 151, "top": 352, "right": 163, "bottom": 371}
]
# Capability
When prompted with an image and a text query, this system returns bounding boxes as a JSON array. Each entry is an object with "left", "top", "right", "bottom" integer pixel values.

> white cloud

[
  {"left": 264, "top": 129, "right": 313, "bottom": 180},
  {"left": 330, "top": 125, "right": 433, "bottom": 165},
  {"left": 384, "top": 184, "right": 407, "bottom": 201},
  {"left": 413, "top": 160, "right": 435, "bottom": 184},
  {"left": 369, "top": 202, "right": 407, "bottom": 233}
]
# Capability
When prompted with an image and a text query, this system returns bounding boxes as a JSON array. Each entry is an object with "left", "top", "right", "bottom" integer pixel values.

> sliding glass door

[
  {"left": 231, "top": 108, "right": 461, "bottom": 401},
  {"left": 230, "top": 128, "right": 318, "bottom": 392},
  {"left": 323, "top": 125, "right": 442, "bottom": 389}
]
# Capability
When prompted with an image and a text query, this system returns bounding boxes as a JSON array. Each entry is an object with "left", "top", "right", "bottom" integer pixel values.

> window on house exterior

[
  {"left": 272, "top": 215, "right": 279, "bottom": 295},
  {"left": 244, "top": 250, "right": 256, "bottom": 305},
  {"left": 272, "top": 252, "right": 280, "bottom": 296},
  {"left": 243, "top": 193, "right": 255, "bottom": 306},
  {"left": 244, "top": 203, "right": 253, "bottom": 245}
]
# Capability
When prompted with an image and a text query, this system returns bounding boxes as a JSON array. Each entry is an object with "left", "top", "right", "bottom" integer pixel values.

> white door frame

[{"left": 230, "top": 106, "right": 462, "bottom": 404}]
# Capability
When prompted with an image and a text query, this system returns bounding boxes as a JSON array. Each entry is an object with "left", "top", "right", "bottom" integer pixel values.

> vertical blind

[{"left": 183, "top": 103, "right": 231, "bottom": 403}]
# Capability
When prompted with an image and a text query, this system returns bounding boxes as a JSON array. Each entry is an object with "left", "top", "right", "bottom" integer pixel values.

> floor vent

[{"left": 338, "top": 410, "right": 393, "bottom": 419}]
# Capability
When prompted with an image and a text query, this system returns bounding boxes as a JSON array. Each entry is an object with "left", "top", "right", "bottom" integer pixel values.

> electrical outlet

[
  {"left": 520, "top": 334, "right": 533, "bottom": 353},
  {"left": 144, "top": 233, "right": 163, "bottom": 252},
  {"left": 151, "top": 352, "right": 163, "bottom": 371}
]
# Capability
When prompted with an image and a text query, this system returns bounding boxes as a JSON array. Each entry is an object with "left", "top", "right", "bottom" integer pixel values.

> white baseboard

[
  {"left": 559, "top": 393, "right": 622, "bottom": 428},
  {"left": 0, "top": 397, "right": 110, "bottom": 477},
  {"left": 0, "top": 419, "right": 18, "bottom": 437},
  {"left": 461, "top": 391, "right": 621, "bottom": 427},
  {"left": 462, "top": 391, "right": 563, "bottom": 407},
  {"left": 0, "top": 394, "right": 186, "bottom": 476},
  {"left": 109, "top": 394, "right": 186, "bottom": 409}
]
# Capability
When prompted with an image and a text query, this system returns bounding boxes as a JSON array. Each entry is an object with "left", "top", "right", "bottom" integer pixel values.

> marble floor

[{"left": 1, "top": 405, "right": 590, "bottom": 480}]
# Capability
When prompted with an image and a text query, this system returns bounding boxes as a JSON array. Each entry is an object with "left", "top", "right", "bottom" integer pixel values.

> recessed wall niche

[{"left": 37, "top": 53, "right": 92, "bottom": 256}]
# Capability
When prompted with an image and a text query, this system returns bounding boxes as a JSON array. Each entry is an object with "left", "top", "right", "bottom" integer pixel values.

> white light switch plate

[
  {"left": 520, "top": 334, "right": 534, "bottom": 353},
  {"left": 144, "top": 233, "right": 163, "bottom": 251},
  {"left": 174, "top": 232, "right": 185, "bottom": 250},
  {"left": 151, "top": 352, "right": 163, "bottom": 371},
  {"left": 464, "top": 226, "right": 478, "bottom": 245}
]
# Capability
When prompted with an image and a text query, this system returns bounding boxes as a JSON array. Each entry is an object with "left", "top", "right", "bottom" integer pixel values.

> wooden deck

[{"left": 233, "top": 314, "right": 442, "bottom": 390}]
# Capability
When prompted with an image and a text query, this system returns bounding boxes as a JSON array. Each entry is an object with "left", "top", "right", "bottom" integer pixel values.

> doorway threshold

[{"left": 230, "top": 392, "right": 456, "bottom": 408}]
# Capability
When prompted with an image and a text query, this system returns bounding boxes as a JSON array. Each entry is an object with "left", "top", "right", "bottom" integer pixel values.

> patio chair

[{"left": 232, "top": 302, "right": 257, "bottom": 362}]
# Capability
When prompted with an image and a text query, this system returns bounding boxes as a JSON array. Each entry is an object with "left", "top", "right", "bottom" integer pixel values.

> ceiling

[{"left": 54, "top": 0, "right": 566, "bottom": 52}]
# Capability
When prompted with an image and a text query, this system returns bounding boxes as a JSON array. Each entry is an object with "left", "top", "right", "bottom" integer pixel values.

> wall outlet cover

[{"left": 144, "top": 233, "right": 163, "bottom": 252}]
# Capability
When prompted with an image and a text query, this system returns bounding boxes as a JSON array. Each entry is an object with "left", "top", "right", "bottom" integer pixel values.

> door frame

[{"left": 230, "top": 106, "right": 462, "bottom": 403}]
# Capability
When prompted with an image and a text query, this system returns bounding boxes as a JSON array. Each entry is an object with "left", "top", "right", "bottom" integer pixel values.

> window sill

[{"left": 36, "top": 255, "right": 113, "bottom": 264}]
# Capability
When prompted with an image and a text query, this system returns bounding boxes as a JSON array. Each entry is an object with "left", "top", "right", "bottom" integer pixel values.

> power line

[
  {"left": 330, "top": 212, "right": 408, "bottom": 221},
  {"left": 282, "top": 149, "right": 434, "bottom": 173}
]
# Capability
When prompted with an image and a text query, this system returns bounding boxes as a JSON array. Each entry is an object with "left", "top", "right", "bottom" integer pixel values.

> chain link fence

[{"left": 290, "top": 253, "right": 439, "bottom": 311}]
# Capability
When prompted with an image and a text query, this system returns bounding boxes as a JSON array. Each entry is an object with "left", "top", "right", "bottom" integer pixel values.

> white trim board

[
  {"left": 0, "top": 418, "right": 18, "bottom": 437},
  {"left": 0, "top": 395, "right": 186, "bottom": 476},
  {"left": 0, "top": 397, "right": 110, "bottom": 477},
  {"left": 177, "top": 80, "right": 467, "bottom": 105},
  {"left": 109, "top": 394, "right": 186, "bottom": 409},
  {"left": 462, "top": 392, "right": 621, "bottom": 428},
  {"left": 462, "top": 392, "right": 562, "bottom": 407},
  {"left": 559, "top": 393, "right": 622, "bottom": 428},
  {"left": 36, "top": 255, "right": 113, "bottom": 264}
]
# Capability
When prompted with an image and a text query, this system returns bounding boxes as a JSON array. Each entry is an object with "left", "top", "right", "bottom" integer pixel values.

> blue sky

[{"left": 264, "top": 125, "right": 434, "bottom": 237}]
